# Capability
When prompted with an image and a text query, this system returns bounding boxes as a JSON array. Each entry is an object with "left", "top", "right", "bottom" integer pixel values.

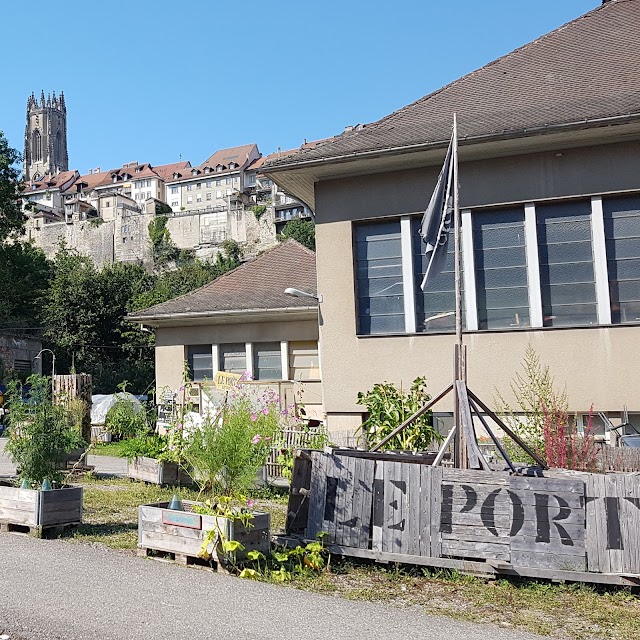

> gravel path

[{"left": 0, "top": 534, "right": 545, "bottom": 640}]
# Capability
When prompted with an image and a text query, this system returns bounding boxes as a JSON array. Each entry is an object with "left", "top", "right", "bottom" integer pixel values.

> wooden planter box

[
  {"left": 0, "top": 484, "right": 83, "bottom": 534},
  {"left": 128, "top": 457, "right": 194, "bottom": 486},
  {"left": 138, "top": 500, "right": 270, "bottom": 563}
]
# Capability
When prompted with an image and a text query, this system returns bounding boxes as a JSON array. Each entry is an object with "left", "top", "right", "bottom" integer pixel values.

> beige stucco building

[
  {"left": 264, "top": 0, "right": 640, "bottom": 440},
  {"left": 128, "top": 240, "right": 323, "bottom": 419}
]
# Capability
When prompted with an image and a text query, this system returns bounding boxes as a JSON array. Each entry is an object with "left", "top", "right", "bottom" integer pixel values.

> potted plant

[
  {"left": 1, "top": 375, "right": 85, "bottom": 535},
  {"left": 137, "top": 381, "right": 281, "bottom": 566}
]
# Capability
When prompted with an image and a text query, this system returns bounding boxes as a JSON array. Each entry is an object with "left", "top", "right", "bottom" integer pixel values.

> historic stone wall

[{"left": 28, "top": 206, "right": 279, "bottom": 267}]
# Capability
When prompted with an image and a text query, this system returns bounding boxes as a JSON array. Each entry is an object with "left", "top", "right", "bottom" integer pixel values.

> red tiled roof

[
  {"left": 130, "top": 240, "right": 317, "bottom": 320},
  {"left": 23, "top": 170, "right": 78, "bottom": 193}
]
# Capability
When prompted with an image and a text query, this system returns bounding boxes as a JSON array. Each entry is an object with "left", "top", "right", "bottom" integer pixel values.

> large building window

[
  {"left": 473, "top": 208, "right": 529, "bottom": 329},
  {"left": 537, "top": 201, "right": 597, "bottom": 327},
  {"left": 253, "top": 342, "right": 282, "bottom": 380},
  {"left": 187, "top": 345, "right": 213, "bottom": 382},
  {"left": 289, "top": 341, "right": 320, "bottom": 380},
  {"left": 219, "top": 343, "right": 246, "bottom": 375},
  {"left": 355, "top": 221, "right": 404, "bottom": 334},
  {"left": 412, "top": 218, "right": 459, "bottom": 333},
  {"left": 603, "top": 195, "right": 640, "bottom": 324}
]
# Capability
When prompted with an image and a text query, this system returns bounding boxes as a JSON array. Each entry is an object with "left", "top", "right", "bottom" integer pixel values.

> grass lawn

[
  {"left": 61, "top": 475, "right": 288, "bottom": 550},
  {"left": 89, "top": 441, "right": 130, "bottom": 457},
  {"left": 52, "top": 474, "right": 639, "bottom": 640}
]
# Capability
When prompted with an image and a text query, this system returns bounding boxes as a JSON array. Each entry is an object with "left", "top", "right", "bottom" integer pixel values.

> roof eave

[{"left": 127, "top": 305, "right": 318, "bottom": 327}]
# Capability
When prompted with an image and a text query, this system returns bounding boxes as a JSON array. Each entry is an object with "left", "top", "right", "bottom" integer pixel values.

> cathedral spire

[{"left": 24, "top": 90, "right": 69, "bottom": 181}]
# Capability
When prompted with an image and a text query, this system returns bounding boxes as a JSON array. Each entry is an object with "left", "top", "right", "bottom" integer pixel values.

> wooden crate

[
  {"left": 0, "top": 485, "right": 83, "bottom": 534},
  {"left": 128, "top": 457, "right": 194, "bottom": 486},
  {"left": 138, "top": 501, "right": 270, "bottom": 563}
]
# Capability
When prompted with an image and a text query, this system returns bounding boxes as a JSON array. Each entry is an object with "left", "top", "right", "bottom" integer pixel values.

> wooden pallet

[
  {"left": 136, "top": 546, "right": 230, "bottom": 572},
  {"left": 0, "top": 520, "right": 78, "bottom": 538}
]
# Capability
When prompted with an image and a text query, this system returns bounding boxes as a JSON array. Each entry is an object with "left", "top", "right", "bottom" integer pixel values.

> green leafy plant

[
  {"left": 105, "top": 386, "right": 147, "bottom": 440},
  {"left": 88, "top": 217, "right": 104, "bottom": 228},
  {"left": 148, "top": 215, "right": 179, "bottom": 265},
  {"left": 275, "top": 425, "right": 330, "bottom": 480},
  {"left": 356, "top": 376, "right": 441, "bottom": 451},
  {"left": 277, "top": 218, "right": 315, "bottom": 250},
  {"left": 495, "top": 344, "right": 568, "bottom": 464},
  {"left": 251, "top": 204, "right": 267, "bottom": 220},
  {"left": 5, "top": 375, "right": 85, "bottom": 486},
  {"left": 184, "top": 384, "right": 282, "bottom": 497}
]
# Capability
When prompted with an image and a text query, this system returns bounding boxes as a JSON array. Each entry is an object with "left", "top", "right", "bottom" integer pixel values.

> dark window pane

[
  {"left": 473, "top": 207, "right": 529, "bottom": 329},
  {"left": 253, "top": 342, "right": 282, "bottom": 380},
  {"left": 355, "top": 222, "right": 404, "bottom": 335},
  {"left": 412, "top": 218, "right": 462, "bottom": 333},
  {"left": 219, "top": 343, "right": 246, "bottom": 375},
  {"left": 187, "top": 345, "right": 213, "bottom": 381},
  {"left": 604, "top": 196, "right": 640, "bottom": 324},
  {"left": 537, "top": 201, "right": 597, "bottom": 327}
]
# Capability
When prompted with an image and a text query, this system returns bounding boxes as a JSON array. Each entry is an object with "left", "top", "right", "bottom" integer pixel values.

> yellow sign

[{"left": 214, "top": 371, "right": 242, "bottom": 389}]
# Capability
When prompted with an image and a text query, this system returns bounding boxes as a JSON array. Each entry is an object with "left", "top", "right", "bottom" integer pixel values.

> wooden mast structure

[{"left": 371, "top": 114, "right": 547, "bottom": 472}]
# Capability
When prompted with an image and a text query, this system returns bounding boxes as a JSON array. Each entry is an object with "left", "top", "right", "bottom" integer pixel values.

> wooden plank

[
  {"left": 306, "top": 451, "right": 327, "bottom": 539},
  {"left": 406, "top": 462, "right": 421, "bottom": 556},
  {"left": 418, "top": 465, "right": 431, "bottom": 557},
  {"left": 371, "top": 460, "right": 384, "bottom": 552},
  {"left": 585, "top": 474, "right": 602, "bottom": 573},
  {"left": 441, "top": 539, "right": 511, "bottom": 560},
  {"left": 430, "top": 465, "right": 442, "bottom": 557},
  {"left": 442, "top": 468, "right": 510, "bottom": 484},
  {"left": 509, "top": 474, "right": 586, "bottom": 570},
  {"left": 285, "top": 450, "right": 313, "bottom": 534}
]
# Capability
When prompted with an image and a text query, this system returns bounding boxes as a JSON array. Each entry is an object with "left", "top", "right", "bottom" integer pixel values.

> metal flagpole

[{"left": 452, "top": 113, "right": 467, "bottom": 468}]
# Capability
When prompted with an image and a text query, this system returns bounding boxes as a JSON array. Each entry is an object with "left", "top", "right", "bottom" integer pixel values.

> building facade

[{"left": 264, "top": 0, "right": 640, "bottom": 440}]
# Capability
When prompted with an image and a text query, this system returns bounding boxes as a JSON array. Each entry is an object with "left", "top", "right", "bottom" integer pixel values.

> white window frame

[{"left": 591, "top": 196, "right": 612, "bottom": 325}]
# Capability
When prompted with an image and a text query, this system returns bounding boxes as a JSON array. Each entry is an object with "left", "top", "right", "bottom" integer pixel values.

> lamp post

[
  {"left": 33, "top": 348, "right": 56, "bottom": 393},
  {"left": 284, "top": 287, "right": 322, "bottom": 303}
]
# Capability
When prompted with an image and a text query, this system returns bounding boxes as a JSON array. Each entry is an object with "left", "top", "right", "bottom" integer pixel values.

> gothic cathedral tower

[{"left": 23, "top": 90, "right": 69, "bottom": 181}]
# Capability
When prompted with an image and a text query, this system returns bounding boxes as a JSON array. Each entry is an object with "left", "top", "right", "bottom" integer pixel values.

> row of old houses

[
  {"left": 129, "top": 0, "right": 640, "bottom": 446},
  {"left": 21, "top": 141, "right": 316, "bottom": 265}
]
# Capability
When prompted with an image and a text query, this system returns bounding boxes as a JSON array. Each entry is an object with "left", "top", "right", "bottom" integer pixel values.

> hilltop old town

[{"left": 1, "top": 2, "right": 640, "bottom": 640}]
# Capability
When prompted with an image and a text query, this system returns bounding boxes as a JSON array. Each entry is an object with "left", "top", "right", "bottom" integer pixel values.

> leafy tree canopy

[
  {"left": 0, "top": 242, "right": 51, "bottom": 329},
  {"left": 278, "top": 218, "right": 315, "bottom": 251},
  {"left": 0, "top": 131, "right": 26, "bottom": 242}
]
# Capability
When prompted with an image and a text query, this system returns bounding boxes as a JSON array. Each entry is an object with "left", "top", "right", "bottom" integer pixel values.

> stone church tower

[{"left": 23, "top": 90, "right": 69, "bottom": 181}]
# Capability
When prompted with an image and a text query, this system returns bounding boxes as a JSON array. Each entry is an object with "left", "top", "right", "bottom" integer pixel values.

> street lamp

[
  {"left": 284, "top": 287, "right": 323, "bottom": 303},
  {"left": 33, "top": 349, "right": 56, "bottom": 387}
]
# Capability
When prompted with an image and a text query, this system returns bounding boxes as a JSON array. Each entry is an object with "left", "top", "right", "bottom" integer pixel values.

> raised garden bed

[
  {"left": 0, "top": 482, "right": 83, "bottom": 536},
  {"left": 128, "top": 457, "right": 194, "bottom": 486},
  {"left": 138, "top": 500, "right": 270, "bottom": 567}
]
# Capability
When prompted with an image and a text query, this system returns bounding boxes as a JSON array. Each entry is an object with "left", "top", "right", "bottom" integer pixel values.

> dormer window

[
  {"left": 191, "top": 169, "right": 198, "bottom": 176},
  {"left": 173, "top": 172, "right": 179, "bottom": 180},
  {"left": 216, "top": 165, "right": 223, "bottom": 172},
  {"left": 204, "top": 167, "right": 211, "bottom": 174},
  {"left": 229, "top": 162, "right": 236, "bottom": 170}
]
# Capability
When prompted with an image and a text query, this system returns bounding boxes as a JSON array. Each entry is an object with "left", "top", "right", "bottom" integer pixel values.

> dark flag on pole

[{"left": 419, "top": 133, "right": 455, "bottom": 291}]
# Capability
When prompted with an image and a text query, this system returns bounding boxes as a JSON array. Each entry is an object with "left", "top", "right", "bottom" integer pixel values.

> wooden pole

[{"left": 451, "top": 113, "right": 468, "bottom": 469}]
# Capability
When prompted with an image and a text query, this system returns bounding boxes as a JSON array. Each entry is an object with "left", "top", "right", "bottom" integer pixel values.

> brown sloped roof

[
  {"left": 265, "top": 0, "right": 640, "bottom": 169},
  {"left": 153, "top": 160, "right": 192, "bottom": 182},
  {"left": 130, "top": 240, "right": 317, "bottom": 320},
  {"left": 201, "top": 143, "right": 258, "bottom": 171},
  {"left": 23, "top": 170, "right": 78, "bottom": 193}
]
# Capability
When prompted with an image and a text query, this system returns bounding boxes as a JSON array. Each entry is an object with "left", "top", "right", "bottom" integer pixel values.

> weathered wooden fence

[{"left": 285, "top": 450, "right": 640, "bottom": 585}]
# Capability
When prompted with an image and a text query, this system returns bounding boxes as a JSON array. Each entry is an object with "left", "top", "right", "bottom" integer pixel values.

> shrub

[
  {"left": 184, "top": 385, "right": 284, "bottom": 497},
  {"left": 5, "top": 375, "right": 85, "bottom": 486},
  {"left": 356, "top": 376, "right": 442, "bottom": 451},
  {"left": 105, "top": 394, "right": 147, "bottom": 439}
]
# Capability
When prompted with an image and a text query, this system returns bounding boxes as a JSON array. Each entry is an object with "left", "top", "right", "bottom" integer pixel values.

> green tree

[
  {"left": 0, "top": 131, "right": 25, "bottom": 242},
  {"left": 41, "top": 244, "right": 155, "bottom": 393},
  {"left": 148, "top": 215, "right": 179, "bottom": 266},
  {"left": 0, "top": 242, "right": 51, "bottom": 329},
  {"left": 278, "top": 218, "right": 315, "bottom": 250}
]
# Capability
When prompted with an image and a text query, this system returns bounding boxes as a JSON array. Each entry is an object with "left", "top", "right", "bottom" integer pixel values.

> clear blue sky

[{"left": 2, "top": 0, "right": 597, "bottom": 175}]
